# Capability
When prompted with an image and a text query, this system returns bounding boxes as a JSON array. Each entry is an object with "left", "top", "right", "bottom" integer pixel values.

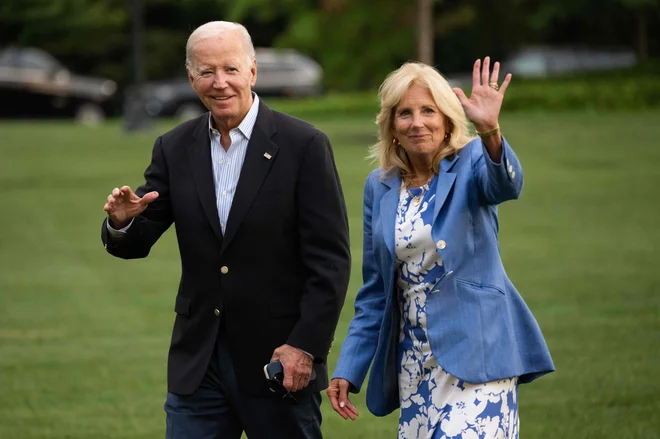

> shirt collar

[{"left": 208, "top": 92, "right": 260, "bottom": 141}]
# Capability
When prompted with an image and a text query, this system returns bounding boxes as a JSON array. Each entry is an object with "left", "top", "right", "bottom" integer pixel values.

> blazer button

[
  {"left": 220, "top": 266, "right": 229, "bottom": 274},
  {"left": 214, "top": 309, "right": 220, "bottom": 317},
  {"left": 436, "top": 240, "right": 446, "bottom": 250}
]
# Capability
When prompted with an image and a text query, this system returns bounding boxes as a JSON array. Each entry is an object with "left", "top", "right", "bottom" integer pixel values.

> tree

[{"left": 618, "top": 0, "right": 660, "bottom": 60}]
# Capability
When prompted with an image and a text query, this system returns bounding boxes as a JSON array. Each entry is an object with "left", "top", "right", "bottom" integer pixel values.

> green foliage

[
  {"left": 228, "top": 0, "right": 419, "bottom": 90},
  {"left": 0, "top": 0, "right": 130, "bottom": 80},
  {"left": 0, "top": 0, "right": 227, "bottom": 85},
  {"left": 503, "top": 64, "right": 660, "bottom": 111},
  {"left": 0, "top": 0, "right": 659, "bottom": 91},
  {"left": 266, "top": 64, "right": 660, "bottom": 118}
]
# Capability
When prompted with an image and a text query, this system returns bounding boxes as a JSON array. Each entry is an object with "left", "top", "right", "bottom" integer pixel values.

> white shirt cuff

[{"left": 106, "top": 218, "right": 134, "bottom": 238}]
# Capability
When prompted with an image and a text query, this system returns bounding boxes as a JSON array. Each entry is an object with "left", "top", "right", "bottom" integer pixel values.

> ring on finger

[{"left": 489, "top": 82, "right": 499, "bottom": 91}]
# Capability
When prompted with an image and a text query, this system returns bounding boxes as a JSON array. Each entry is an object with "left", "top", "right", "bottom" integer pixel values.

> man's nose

[{"left": 212, "top": 72, "right": 228, "bottom": 88}]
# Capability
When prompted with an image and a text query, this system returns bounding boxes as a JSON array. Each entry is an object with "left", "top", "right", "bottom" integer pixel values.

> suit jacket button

[
  {"left": 436, "top": 240, "right": 446, "bottom": 250},
  {"left": 220, "top": 266, "right": 229, "bottom": 274},
  {"left": 214, "top": 309, "right": 220, "bottom": 317}
]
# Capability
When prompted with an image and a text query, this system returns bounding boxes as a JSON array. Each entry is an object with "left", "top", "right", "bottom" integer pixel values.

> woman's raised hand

[{"left": 452, "top": 57, "right": 511, "bottom": 133}]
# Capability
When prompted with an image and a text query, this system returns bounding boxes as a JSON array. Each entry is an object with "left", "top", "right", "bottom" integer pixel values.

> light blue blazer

[{"left": 333, "top": 137, "right": 554, "bottom": 417}]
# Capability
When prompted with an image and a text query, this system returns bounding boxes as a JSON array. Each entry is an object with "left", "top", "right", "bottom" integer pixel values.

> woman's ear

[{"left": 446, "top": 118, "right": 454, "bottom": 134}]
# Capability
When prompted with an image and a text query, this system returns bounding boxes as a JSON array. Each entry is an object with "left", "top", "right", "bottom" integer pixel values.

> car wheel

[
  {"left": 176, "top": 103, "right": 205, "bottom": 121},
  {"left": 75, "top": 103, "right": 106, "bottom": 126}
]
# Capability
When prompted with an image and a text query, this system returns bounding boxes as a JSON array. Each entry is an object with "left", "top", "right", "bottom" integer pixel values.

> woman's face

[{"left": 392, "top": 82, "right": 448, "bottom": 163}]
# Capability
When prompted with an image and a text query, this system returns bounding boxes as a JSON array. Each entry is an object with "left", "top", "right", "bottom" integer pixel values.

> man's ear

[{"left": 250, "top": 58, "right": 257, "bottom": 87}]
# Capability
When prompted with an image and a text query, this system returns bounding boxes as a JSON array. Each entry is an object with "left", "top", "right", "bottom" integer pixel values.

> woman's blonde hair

[{"left": 369, "top": 62, "right": 475, "bottom": 180}]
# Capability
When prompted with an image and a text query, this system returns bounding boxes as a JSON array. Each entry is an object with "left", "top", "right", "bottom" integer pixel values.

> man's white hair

[{"left": 185, "top": 21, "right": 256, "bottom": 70}]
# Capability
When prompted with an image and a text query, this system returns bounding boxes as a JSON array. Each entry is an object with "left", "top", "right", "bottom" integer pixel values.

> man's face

[{"left": 187, "top": 31, "right": 256, "bottom": 131}]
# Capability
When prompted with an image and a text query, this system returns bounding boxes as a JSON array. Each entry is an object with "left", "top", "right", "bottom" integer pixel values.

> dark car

[
  {"left": 129, "top": 48, "right": 323, "bottom": 120},
  {"left": 0, "top": 47, "right": 118, "bottom": 124}
]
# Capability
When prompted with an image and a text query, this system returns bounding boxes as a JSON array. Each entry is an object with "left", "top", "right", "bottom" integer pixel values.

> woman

[{"left": 327, "top": 58, "right": 554, "bottom": 438}]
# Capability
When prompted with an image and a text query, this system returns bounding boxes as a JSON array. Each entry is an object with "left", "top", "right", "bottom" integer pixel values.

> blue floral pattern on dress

[{"left": 395, "top": 175, "right": 519, "bottom": 439}]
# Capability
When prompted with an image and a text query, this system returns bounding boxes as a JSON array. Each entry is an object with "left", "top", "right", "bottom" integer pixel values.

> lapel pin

[{"left": 263, "top": 152, "right": 272, "bottom": 160}]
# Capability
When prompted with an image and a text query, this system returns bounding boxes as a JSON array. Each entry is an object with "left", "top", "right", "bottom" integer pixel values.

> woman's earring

[
  {"left": 445, "top": 132, "right": 451, "bottom": 140},
  {"left": 392, "top": 137, "right": 401, "bottom": 147}
]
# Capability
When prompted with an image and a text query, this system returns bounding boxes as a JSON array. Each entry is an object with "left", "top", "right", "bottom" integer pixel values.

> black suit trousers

[{"left": 164, "top": 327, "right": 322, "bottom": 439}]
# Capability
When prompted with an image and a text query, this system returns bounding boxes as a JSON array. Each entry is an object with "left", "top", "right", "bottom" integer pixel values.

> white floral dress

[{"left": 396, "top": 175, "right": 519, "bottom": 439}]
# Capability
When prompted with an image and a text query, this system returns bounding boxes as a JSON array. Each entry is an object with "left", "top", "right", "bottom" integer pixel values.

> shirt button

[
  {"left": 511, "top": 171, "right": 516, "bottom": 179},
  {"left": 222, "top": 190, "right": 227, "bottom": 195},
  {"left": 221, "top": 266, "right": 229, "bottom": 274},
  {"left": 437, "top": 240, "right": 446, "bottom": 250},
  {"left": 219, "top": 159, "right": 224, "bottom": 164},
  {"left": 214, "top": 309, "right": 220, "bottom": 317}
]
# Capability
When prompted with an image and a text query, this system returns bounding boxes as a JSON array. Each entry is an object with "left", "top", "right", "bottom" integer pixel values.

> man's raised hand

[{"left": 104, "top": 186, "right": 158, "bottom": 229}]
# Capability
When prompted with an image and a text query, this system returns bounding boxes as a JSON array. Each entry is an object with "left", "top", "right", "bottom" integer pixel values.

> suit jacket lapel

[
  {"left": 380, "top": 172, "right": 401, "bottom": 258},
  {"left": 432, "top": 154, "right": 460, "bottom": 221},
  {"left": 187, "top": 115, "right": 224, "bottom": 242},
  {"left": 221, "top": 101, "right": 279, "bottom": 253},
  {"left": 380, "top": 152, "right": 461, "bottom": 258}
]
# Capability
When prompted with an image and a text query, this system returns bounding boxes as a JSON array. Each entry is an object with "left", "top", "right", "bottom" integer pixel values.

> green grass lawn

[{"left": 1, "top": 109, "right": 659, "bottom": 438}]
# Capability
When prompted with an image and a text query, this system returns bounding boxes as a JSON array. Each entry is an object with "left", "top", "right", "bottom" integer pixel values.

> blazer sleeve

[
  {"left": 332, "top": 171, "right": 387, "bottom": 392},
  {"left": 101, "top": 136, "right": 174, "bottom": 259},
  {"left": 286, "top": 132, "right": 352, "bottom": 359},
  {"left": 472, "top": 136, "right": 524, "bottom": 205}
]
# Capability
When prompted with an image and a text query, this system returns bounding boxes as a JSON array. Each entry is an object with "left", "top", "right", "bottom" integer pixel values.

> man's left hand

[{"left": 270, "top": 344, "right": 314, "bottom": 393}]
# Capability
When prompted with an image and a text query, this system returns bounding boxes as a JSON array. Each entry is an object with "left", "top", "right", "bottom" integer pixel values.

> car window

[
  {"left": 257, "top": 61, "right": 279, "bottom": 73},
  {"left": 509, "top": 52, "right": 547, "bottom": 77},
  {"left": 0, "top": 49, "right": 20, "bottom": 67},
  {"left": 18, "top": 49, "right": 61, "bottom": 71}
]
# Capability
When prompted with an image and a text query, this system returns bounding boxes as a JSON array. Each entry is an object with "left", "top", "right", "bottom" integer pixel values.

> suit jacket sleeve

[
  {"left": 286, "top": 132, "right": 351, "bottom": 359},
  {"left": 472, "top": 136, "right": 524, "bottom": 205},
  {"left": 332, "top": 171, "right": 387, "bottom": 392},
  {"left": 101, "top": 136, "right": 174, "bottom": 258}
]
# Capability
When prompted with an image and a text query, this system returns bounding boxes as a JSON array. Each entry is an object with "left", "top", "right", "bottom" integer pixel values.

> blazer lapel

[
  {"left": 380, "top": 172, "right": 401, "bottom": 258},
  {"left": 221, "top": 102, "right": 279, "bottom": 253},
  {"left": 187, "top": 115, "right": 224, "bottom": 242},
  {"left": 432, "top": 154, "right": 460, "bottom": 221}
]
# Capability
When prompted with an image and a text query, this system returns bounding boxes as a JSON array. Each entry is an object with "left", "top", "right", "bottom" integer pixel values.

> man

[{"left": 101, "top": 21, "right": 350, "bottom": 439}]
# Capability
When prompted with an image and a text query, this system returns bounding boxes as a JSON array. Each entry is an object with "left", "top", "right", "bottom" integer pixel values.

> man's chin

[{"left": 210, "top": 109, "right": 237, "bottom": 123}]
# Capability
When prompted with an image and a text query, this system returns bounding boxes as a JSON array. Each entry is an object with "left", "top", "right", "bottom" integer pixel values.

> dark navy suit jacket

[{"left": 102, "top": 101, "right": 351, "bottom": 396}]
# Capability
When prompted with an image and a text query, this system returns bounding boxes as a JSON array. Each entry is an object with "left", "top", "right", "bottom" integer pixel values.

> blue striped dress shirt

[{"left": 209, "top": 94, "right": 260, "bottom": 234}]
